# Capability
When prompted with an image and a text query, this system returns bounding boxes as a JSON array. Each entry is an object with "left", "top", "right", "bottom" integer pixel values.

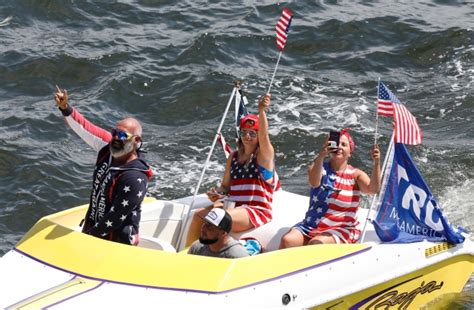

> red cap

[
  {"left": 240, "top": 114, "right": 259, "bottom": 131},
  {"left": 340, "top": 128, "right": 355, "bottom": 153}
]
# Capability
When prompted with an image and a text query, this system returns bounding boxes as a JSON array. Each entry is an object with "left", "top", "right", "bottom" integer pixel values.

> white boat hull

[{"left": 1, "top": 190, "right": 472, "bottom": 309}]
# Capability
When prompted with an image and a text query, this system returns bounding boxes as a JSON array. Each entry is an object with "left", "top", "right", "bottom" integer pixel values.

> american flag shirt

[
  {"left": 294, "top": 162, "right": 361, "bottom": 244},
  {"left": 228, "top": 151, "right": 274, "bottom": 228}
]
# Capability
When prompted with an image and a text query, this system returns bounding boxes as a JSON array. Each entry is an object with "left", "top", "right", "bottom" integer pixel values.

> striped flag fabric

[
  {"left": 275, "top": 8, "right": 293, "bottom": 51},
  {"left": 377, "top": 82, "right": 396, "bottom": 117},
  {"left": 377, "top": 81, "right": 422, "bottom": 145},
  {"left": 217, "top": 133, "right": 232, "bottom": 159},
  {"left": 217, "top": 131, "right": 282, "bottom": 191}
]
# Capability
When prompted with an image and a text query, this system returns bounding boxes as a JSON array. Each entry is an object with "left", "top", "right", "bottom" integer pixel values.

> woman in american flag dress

[
  {"left": 279, "top": 129, "right": 381, "bottom": 248},
  {"left": 186, "top": 93, "right": 277, "bottom": 247}
]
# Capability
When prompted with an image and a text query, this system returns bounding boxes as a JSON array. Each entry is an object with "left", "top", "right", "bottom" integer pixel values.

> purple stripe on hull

[{"left": 13, "top": 246, "right": 371, "bottom": 295}]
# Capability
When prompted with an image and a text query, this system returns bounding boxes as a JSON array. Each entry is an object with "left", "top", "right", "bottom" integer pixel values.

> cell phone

[
  {"left": 213, "top": 188, "right": 226, "bottom": 195},
  {"left": 328, "top": 130, "right": 340, "bottom": 151}
]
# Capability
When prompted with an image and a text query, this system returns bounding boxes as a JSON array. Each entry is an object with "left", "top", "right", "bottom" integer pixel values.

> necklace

[
  {"left": 239, "top": 148, "right": 257, "bottom": 169},
  {"left": 243, "top": 153, "right": 254, "bottom": 170}
]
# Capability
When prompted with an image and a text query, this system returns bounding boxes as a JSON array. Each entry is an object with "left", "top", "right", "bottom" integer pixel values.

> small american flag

[
  {"left": 378, "top": 81, "right": 422, "bottom": 145},
  {"left": 275, "top": 8, "right": 293, "bottom": 51}
]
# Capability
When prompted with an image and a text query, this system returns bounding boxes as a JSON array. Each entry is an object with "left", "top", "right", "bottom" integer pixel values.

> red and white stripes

[
  {"left": 275, "top": 8, "right": 293, "bottom": 51},
  {"left": 64, "top": 107, "right": 111, "bottom": 152}
]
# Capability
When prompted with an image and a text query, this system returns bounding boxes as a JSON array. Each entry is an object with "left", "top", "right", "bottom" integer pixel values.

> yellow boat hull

[{"left": 1, "top": 193, "right": 472, "bottom": 309}]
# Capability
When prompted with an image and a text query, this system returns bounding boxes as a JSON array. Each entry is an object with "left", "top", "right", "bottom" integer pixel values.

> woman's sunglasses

[{"left": 240, "top": 130, "right": 257, "bottom": 138}]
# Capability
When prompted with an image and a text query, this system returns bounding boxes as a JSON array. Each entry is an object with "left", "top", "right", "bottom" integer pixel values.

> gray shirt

[{"left": 188, "top": 237, "right": 249, "bottom": 258}]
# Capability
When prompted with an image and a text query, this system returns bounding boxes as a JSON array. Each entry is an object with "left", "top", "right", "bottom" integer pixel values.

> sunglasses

[
  {"left": 111, "top": 128, "right": 135, "bottom": 141},
  {"left": 240, "top": 130, "right": 257, "bottom": 138}
]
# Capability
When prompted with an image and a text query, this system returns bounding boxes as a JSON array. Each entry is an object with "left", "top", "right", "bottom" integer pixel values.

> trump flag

[{"left": 373, "top": 142, "right": 465, "bottom": 244}]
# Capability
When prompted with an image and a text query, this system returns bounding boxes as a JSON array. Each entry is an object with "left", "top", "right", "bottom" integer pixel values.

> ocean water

[{"left": 0, "top": 0, "right": 472, "bottom": 308}]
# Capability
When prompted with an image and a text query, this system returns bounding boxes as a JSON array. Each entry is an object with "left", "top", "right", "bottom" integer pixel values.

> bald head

[{"left": 116, "top": 118, "right": 142, "bottom": 137}]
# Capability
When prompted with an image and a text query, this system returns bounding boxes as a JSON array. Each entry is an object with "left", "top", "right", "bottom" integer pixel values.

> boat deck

[{"left": 139, "top": 190, "right": 380, "bottom": 252}]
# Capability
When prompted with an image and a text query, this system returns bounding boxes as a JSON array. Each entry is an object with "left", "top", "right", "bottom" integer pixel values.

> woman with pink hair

[{"left": 280, "top": 129, "right": 381, "bottom": 248}]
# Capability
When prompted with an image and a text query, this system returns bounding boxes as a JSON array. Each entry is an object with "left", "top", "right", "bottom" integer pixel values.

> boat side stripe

[{"left": 14, "top": 246, "right": 372, "bottom": 295}]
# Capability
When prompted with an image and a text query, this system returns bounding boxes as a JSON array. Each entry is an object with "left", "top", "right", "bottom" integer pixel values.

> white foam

[
  {"left": 438, "top": 178, "right": 474, "bottom": 232},
  {"left": 148, "top": 153, "right": 224, "bottom": 199},
  {"left": 0, "top": 16, "right": 12, "bottom": 27}
]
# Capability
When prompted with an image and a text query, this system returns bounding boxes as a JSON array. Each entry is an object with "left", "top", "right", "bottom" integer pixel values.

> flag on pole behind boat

[
  {"left": 217, "top": 88, "right": 249, "bottom": 157},
  {"left": 377, "top": 81, "right": 422, "bottom": 145},
  {"left": 217, "top": 133, "right": 232, "bottom": 159},
  {"left": 235, "top": 89, "right": 249, "bottom": 138},
  {"left": 216, "top": 89, "right": 248, "bottom": 159},
  {"left": 365, "top": 81, "right": 464, "bottom": 244},
  {"left": 372, "top": 141, "right": 465, "bottom": 244}
]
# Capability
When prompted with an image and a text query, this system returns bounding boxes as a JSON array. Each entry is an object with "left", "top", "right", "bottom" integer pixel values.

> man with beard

[
  {"left": 54, "top": 86, "right": 152, "bottom": 245},
  {"left": 188, "top": 208, "right": 249, "bottom": 258}
]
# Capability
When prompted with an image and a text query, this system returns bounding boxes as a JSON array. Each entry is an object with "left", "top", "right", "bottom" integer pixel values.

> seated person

[
  {"left": 280, "top": 129, "right": 381, "bottom": 248},
  {"left": 186, "top": 94, "right": 277, "bottom": 246},
  {"left": 188, "top": 208, "right": 249, "bottom": 258}
]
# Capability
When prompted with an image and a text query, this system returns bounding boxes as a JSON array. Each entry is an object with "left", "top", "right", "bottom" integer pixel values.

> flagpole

[
  {"left": 360, "top": 77, "right": 383, "bottom": 243},
  {"left": 374, "top": 77, "right": 381, "bottom": 146},
  {"left": 175, "top": 82, "right": 240, "bottom": 250},
  {"left": 235, "top": 87, "right": 241, "bottom": 136},
  {"left": 359, "top": 133, "right": 394, "bottom": 243},
  {"left": 267, "top": 51, "right": 283, "bottom": 94}
]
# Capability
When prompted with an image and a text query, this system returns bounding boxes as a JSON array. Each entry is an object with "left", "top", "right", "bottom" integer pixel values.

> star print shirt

[
  {"left": 58, "top": 104, "right": 152, "bottom": 244},
  {"left": 82, "top": 144, "right": 150, "bottom": 245}
]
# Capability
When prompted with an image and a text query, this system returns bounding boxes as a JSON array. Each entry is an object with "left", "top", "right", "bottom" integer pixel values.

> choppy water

[{"left": 0, "top": 0, "right": 473, "bottom": 307}]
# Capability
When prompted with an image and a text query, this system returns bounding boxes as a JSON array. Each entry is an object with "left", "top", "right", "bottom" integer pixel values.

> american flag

[
  {"left": 235, "top": 89, "right": 249, "bottom": 138},
  {"left": 275, "top": 8, "right": 293, "bottom": 51},
  {"left": 217, "top": 89, "right": 248, "bottom": 159},
  {"left": 378, "top": 81, "right": 422, "bottom": 145}
]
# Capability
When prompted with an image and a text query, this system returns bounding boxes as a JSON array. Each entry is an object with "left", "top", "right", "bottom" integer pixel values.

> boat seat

[
  {"left": 232, "top": 222, "right": 290, "bottom": 252},
  {"left": 138, "top": 236, "right": 176, "bottom": 252},
  {"left": 229, "top": 192, "right": 383, "bottom": 251},
  {"left": 230, "top": 190, "right": 307, "bottom": 252},
  {"left": 139, "top": 200, "right": 189, "bottom": 248}
]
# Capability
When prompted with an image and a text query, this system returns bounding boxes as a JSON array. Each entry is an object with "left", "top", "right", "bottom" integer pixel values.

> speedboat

[
  {"left": 2, "top": 82, "right": 472, "bottom": 309},
  {"left": 1, "top": 189, "right": 472, "bottom": 309}
]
